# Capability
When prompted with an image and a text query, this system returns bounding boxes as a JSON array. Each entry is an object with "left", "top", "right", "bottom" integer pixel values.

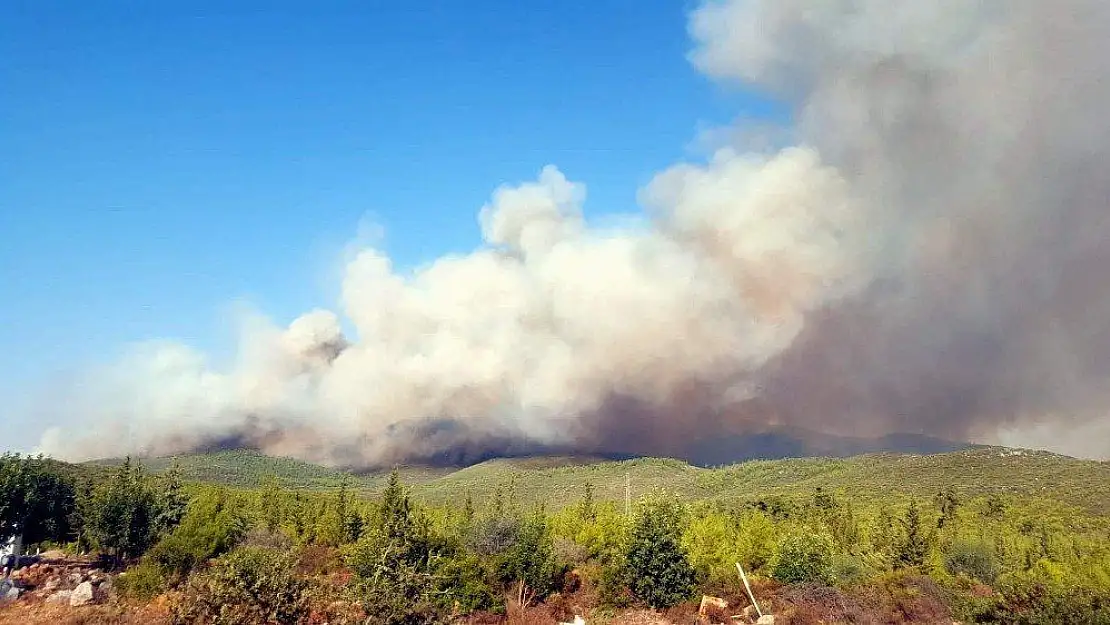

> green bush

[
  {"left": 771, "top": 529, "right": 835, "bottom": 584},
  {"left": 944, "top": 538, "right": 999, "bottom": 583},
  {"left": 495, "top": 510, "right": 563, "bottom": 599},
  {"left": 149, "top": 489, "right": 247, "bottom": 578},
  {"left": 346, "top": 535, "right": 444, "bottom": 625},
  {"left": 115, "top": 560, "right": 168, "bottom": 602},
  {"left": 435, "top": 551, "right": 499, "bottom": 615},
  {"left": 171, "top": 547, "right": 308, "bottom": 625},
  {"left": 624, "top": 493, "right": 697, "bottom": 609},
  {"left": 831, "top": 554, "right": 870, "bottom": 585}
]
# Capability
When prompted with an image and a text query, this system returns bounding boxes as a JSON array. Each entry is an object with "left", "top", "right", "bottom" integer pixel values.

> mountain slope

[
  {"left": 86, "top": 449, "right": 450, "bottom": 490},
  {"left": 88, "top": 446, "right": 1110, "bottom": 515}
]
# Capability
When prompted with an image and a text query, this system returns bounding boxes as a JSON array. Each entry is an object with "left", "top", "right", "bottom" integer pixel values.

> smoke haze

[{"left": 35, "top": 0, "right": 1110, "bottom": 465}]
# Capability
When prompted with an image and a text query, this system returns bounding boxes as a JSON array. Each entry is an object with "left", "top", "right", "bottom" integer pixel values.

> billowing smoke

[{"left": 35, "top": 0, "right": 1110, "bottom": 465}]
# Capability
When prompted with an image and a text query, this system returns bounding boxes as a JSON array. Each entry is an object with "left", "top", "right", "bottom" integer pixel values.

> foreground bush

[
  {"left": 149, "top": 489, "right": 247, "bottom": 579},
  {"left": 115, "top": 560, "right": 168, "bottom": 603},
  {"left": 171, "top": 547, "right": 308, "bottom": 625},
  {"left": 771, "top": 529, "right": 835, "bottom": 584},
  {"left": 944, "top": 538, "right": 999, "bottom": 583}
]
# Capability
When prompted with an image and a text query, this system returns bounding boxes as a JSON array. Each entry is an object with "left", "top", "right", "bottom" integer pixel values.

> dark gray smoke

[{"left": 32, "top": 0, "right": 1110, "bottom": 465}]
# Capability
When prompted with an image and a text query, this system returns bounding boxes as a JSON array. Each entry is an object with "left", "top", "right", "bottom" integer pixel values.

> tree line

[{"left": 2, "top": 452, "right": 1109, "bottom": 624}]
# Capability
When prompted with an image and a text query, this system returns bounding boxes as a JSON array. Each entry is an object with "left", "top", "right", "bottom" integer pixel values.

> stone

[
  {"left": 756, "top": 616, "right": 776, "bottom": 625},
  {"left": 0, "top": 581, "right": 20, "bottom": 602},
  {"left": 46, "top": 590, "right": 72, "bottom": 604},
  {"left": 42, "top": 577, "right": 61, "bottom": 593},
  {"left": 70, "top": 581, "right": 96, "bottom": 606},
  {"left": 699, "top": 595, "right": 728, "bottom": 616}
]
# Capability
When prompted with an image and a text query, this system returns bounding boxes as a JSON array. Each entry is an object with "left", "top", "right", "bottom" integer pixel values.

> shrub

[
  {"left": 624, "top": 493, "right": 697, "bottom": 609},
  {"left": 944, "top": 538, "right": 999, "bottom": 583},
  {"left": 148, "top": 489, "right": 247, "bottom": 578},
  {"left": 171, "top": 547, "right": 308, "bottom": 625},
  {"left": 496, "top": 511, "right": 563, "bottom": 599},
  {"left": 115, "top": 560, "right": 168, "bottom": 603},
  {"left": 469, "top": 516, "right": 520, "bottom": 557},
  {"left": 831, "top": 554, "right": 870, "bottom": 586},
  {"left": 436, "top": 551, "right": 499, "bottom": 615},
  {"left": 771, "top": 529, "right": 835, "bottom": 584}
]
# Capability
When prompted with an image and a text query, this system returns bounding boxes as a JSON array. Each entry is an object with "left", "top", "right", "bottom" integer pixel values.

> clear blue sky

[{"left": 1, "top": 1, "right": 783, "bottom": 447}]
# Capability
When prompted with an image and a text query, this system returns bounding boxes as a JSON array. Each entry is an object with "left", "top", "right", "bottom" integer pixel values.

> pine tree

[
  {"left": 579, "top": 482, "right": 596, "bottom": 521},
  {"left": 84, "top": 457, "right": 160, "bottom": 560},
  {"left": 462, "top": 492, "right": 475, "bottom": 529},
  {"left": 378, "top": 469, "right": 414, "bottom": 542},
  {"left": 259, "top": 475, "right": 283, "bottom": 533},
  {"left": 155, "top": 460, "right": 188, "bottom": 534},
  {"left": 896, "top": 500, "right": 931, "bottom": 569},
  {"left": 624, "top": 493, "right": 697, "bottom": 609},
  {"left": 935, "top": 487, "right": 959, "bottom": 529}
]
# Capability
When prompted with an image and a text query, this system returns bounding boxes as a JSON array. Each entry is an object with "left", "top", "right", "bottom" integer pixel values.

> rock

[
  {"left": 699, "top": 595, "right": 728, "bottom": 615},
  {"left": 742, "top": 605, "right": 758, "bottom": 620},
  {"left": 46, "top": 590, "right": 72, "bottom": 604},
  {"left": 0, "top": 581, "right": 20, "bottom": 602},
  {"left": 42, "top": 577, "right": 61, "bottom": 593},
  {"left": 70, "top": 581, "right": 96, "bottom": 606},
  {"left": 756, "top": 616, "right": 776, "bottom": 625}
]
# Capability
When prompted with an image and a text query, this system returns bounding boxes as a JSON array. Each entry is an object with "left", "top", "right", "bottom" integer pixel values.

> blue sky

[{"left": 1, "top": 1, "right": 784, "bottom": 449}]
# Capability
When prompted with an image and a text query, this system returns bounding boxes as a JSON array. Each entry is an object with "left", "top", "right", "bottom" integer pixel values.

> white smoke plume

[{"left": 34, "top": 0, "right": 1110, "bottom": 464}]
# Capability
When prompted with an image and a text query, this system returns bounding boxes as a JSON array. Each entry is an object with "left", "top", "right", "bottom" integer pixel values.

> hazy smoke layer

[{"left": 37, "top": 0, "right": 1110, "bottom": 465}]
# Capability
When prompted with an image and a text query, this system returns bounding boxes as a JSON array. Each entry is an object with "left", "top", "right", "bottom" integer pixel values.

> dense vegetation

[
  {"left": 87, "top": 447, "right": 1110, "bottom": 515},
  {"left": 4, "top": 449, "right": 1110, "bottom": 623}
]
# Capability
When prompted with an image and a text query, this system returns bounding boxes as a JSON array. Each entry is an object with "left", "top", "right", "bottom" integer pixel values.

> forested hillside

[
  {"left": 89, "top": 446, "right": 1110, "bottom": 515},
  {"left": 3, "top": 448, "right": 1110, "bottom": 623}
]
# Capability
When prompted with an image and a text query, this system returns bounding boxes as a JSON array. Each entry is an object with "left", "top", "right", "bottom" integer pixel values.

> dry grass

[{"left": 0, "top": 601, "right": 171, "bottom": 625}]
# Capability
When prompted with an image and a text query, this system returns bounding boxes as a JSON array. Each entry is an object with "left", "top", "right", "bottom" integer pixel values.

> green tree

[
  {"left": 346, "top": 470, "right": 442, "bottom": 625},
  {"left": 84, "top": 457, "right": 161, "bottom": 560},
  {"left": 499, "top": 509, "right": 561, "bottom": 600},
  {"left": 155, "top": 461, "right": 188, "bottom": 533},
  {"left": 935, "top": 487, "right": 960, "bottom": 530},
  {"left": 579, "top": 482, "right": 596, "bottom": 522},
  {"left": 259, "top": 475, "right": 283, "bottom": 534},
  {"left": 148, "top": 488, "right": 247, "bottom": 577},
  {"left": 0, "top": 453, "right": 76, "bottom": 546},
  {"left": 896, "top": 500, "right": 931, "bottom": 569},
  {"left": 624, "top": 493, "right": 696, "bottom": 609}
]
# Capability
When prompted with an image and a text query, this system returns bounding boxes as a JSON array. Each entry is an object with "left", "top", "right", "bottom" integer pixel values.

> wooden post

[{"left": 736, "top": 562, "right": 762, "bottom": 618}]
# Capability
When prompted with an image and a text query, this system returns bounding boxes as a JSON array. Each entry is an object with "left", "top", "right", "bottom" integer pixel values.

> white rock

[
  {"left": 70, "top": 581, "right": 96, "bottom": 606},
  {"left": 46, "top": 590, "right": 72, "bottom": 604},
  {"left": 756, "top": 616, "right": 776, "bottom": 625}
]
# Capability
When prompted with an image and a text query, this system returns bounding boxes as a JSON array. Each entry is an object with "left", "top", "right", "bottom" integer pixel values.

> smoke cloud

[{"left": 35, "top": 0, "right": 1110, "bottom": 465}]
